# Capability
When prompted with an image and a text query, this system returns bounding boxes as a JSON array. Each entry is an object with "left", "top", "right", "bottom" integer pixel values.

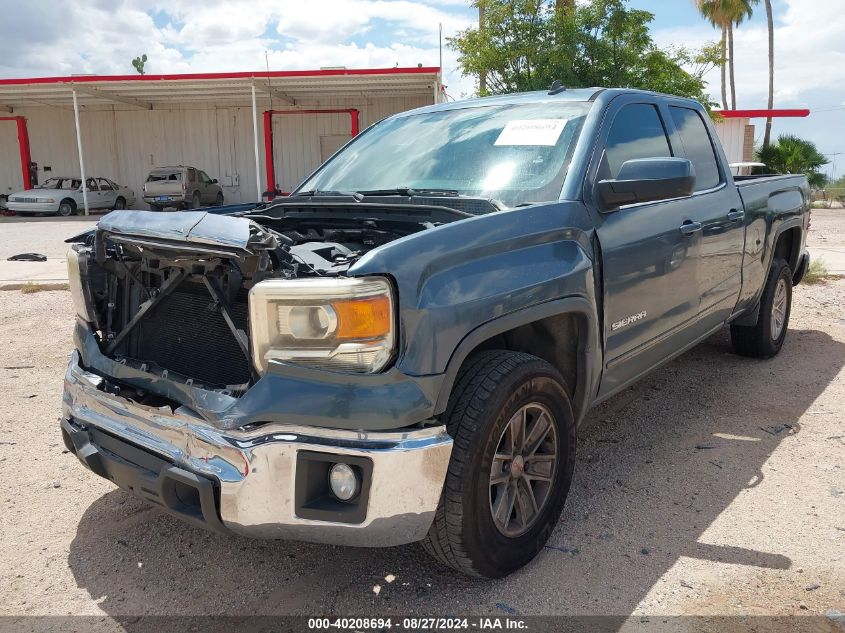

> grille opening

[{"left": 117, "top": 280, "right": 251, "bottom": 388}]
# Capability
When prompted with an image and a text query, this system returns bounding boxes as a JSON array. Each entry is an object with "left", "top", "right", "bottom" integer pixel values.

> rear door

[
  {"left": 97, "top": 178, "right": 117, "bottom": 208},
  {"left": 85, "top": 178, "right": 103, "bottom": 209},
  {"left": 590, "top": 98, "right": 704, "bottom": 397},
  {"left": 665, "top": 103, "right": 745, "bottom": 327}
]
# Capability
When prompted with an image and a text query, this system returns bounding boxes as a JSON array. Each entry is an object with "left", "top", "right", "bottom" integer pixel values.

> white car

[{"left": 6, "top": 177, "right": 136, "bottom": 216}]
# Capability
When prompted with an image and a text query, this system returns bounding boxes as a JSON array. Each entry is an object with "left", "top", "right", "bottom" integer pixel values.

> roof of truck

[{"left": 394, "top": 87, "right": 705, "bottom": 118}]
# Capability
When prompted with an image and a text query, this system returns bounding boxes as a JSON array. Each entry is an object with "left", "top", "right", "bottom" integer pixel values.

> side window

[
  {"left": 86, "top": 178, "right": 99, "bottom": 191},
  {"left": 97, "top": 178, "right": 113, "bottom": 190},
  {"left": 669, "top": 106, "right": 721, "bottom": 191},
  {"left": 199, "top": 171, "right": 211, "bottom": 183},
  {"left": 603, "top": 104, "right": 672, "bottom": 179}
]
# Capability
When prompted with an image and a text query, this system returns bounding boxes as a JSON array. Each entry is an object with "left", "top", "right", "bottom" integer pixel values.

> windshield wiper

[
  {"left": 292, "top": 190, "right": 363, "bottom": 200},
  {"left": 357, "top": 187, "right": 460, "bottom": 197}
]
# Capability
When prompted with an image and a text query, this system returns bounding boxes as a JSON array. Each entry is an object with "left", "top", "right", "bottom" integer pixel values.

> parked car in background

[
  {"left": 143, "top": 166, "right": 224, "bottom": 211},
  {"left": 6, "top": 177, "right": 135, "bottom": 216}
]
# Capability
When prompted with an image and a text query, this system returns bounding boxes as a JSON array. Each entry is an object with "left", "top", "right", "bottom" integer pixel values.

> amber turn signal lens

[{"left": 332, "top": 295, "right": 392, "bottom": 340}]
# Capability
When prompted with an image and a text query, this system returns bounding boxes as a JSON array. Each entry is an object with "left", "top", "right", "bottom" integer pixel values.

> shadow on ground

[{"left": 67, "top": 327, "right": 844, "bottom": 618}]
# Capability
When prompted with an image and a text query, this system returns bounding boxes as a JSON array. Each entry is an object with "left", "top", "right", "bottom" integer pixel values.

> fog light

[{"left": 328, "top": 463, "right": 359, "bottom": 501}]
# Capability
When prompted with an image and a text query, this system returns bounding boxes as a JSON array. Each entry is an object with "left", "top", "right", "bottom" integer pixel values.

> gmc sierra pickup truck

[{"left": 62, "top": 88, "right": 810, "bottom": 578}]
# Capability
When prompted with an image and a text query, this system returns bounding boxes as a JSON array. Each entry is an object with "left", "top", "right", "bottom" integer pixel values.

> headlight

[
  {"left": 66, "top": 246, "right": 97, "bottom": 324},
  {"left": 36, "top": 198, "right": 55, "bottom": 203},
  {"left": 249, "top": 276, "right": 395, "bottom": 374}
]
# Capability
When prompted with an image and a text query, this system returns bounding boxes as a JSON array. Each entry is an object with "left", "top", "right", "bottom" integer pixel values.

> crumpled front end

[{"left": 61, "top": 351, "right": 452, "bottom": 545}]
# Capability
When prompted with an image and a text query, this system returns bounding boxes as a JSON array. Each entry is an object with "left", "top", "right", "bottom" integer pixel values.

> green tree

[
  {"left": 756, "top": 134, "right": 828, "bottom": 188},
  {"left": 452, "top": 0, "right": 716, "bottom": 105},
  {"left": 131, "top": 54, "right": 148, "bottom": 75}
]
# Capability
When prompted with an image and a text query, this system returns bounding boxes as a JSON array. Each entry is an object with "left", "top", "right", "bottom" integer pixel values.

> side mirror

[
  {"left": 597, "top": 158, "right": 695, "bottom": 211},
  {"left": 212, "top": 178, "right": 218, "bottom": 184}
]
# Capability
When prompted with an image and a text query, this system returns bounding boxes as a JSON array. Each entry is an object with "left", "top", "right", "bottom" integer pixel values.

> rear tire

[
  {"left": 422, "top": 350, "right": 576, "bottom": 578},
  {"left": 190, "top": 191, "right": 201, "bottom": 209},
  {"left": 731, "top": 257, "right": 793, "bottom": 359}
]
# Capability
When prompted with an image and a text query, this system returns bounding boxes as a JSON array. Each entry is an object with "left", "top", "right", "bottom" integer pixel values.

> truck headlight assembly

[{"left": 249, "top": 277, "right": 395, "bottom": 374}]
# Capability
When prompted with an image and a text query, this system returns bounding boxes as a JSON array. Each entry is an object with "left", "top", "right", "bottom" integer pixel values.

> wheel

[
  {"left": 148, "top": 203, "right": 162, "bottom": 211},
  {"left": 190, "top": 191, "right": 201, "bottom": 209},
  {"left": 214, "top": 192, "right": 224, "bottom": 206},
  {"left": 57, "top": 201, "right": 75, "bottom": 217},
  {"left": 422, "top": 350, "right": 576, "bottom": 578},
  {"left": 731, "top": 257, "right": 793, "bottom": 359},
  {"left": 113, "top": 197, "right": 126, "bottom": 210}
]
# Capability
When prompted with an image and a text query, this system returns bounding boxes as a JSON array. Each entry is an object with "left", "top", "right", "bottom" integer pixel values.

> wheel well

[
  {"left": 773, "top": 227, "right": 801, "bottom": 273},
  {"left": 60, "top": 198, "right": 76, "bottom": 209},
  {"left": 456, "top": 313, "right": 580, "bottom": 402}
]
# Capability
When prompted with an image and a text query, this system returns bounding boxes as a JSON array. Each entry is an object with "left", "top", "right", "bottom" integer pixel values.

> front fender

[{"left": 351, "top": 201, "right": 600, "bottom": 415}]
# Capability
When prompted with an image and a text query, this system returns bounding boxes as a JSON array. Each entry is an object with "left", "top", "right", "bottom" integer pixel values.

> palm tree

[
  {"left": 726, "top": 0, "right": 755, "bottom": 109},
  {"left": 763, "top": 0, "right": 774, "bottom": 149},
  {"left": 696, "top": 0, "right": 755, "bottom": 109},
  {"left": 695, "top": 0, "right": 729, "bottom": 108},
  {"left": 757, "top": 134, "right": 828, "bottom": 188}
]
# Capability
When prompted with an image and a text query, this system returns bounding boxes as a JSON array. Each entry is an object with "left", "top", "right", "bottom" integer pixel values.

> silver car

[
  {"left": 143, "top": 166, "right": 224, "bottom": 211},
  {"left": 6, "top": 177, "right": 136, "bottom": 216}
]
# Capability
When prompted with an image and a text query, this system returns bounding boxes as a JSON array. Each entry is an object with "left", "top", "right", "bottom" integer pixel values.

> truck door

[
  {"left": 665, "top": 104, "right": 745, "bottom": 328},
  {"left": 591, "top": 100, "right": 704, "bottom": 398}
]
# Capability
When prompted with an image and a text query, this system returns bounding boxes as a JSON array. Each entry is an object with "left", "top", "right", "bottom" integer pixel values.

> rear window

[
  {"left": 147, "top": 171, "right": 182, "bottom": 182},
  {"left": 669, "top": 106, "right": 721, "bottom": 191}
]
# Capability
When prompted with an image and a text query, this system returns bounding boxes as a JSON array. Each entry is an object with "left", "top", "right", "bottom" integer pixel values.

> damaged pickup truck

[{"left": 62, "top": 88, "right": 810, "bottom": 578}]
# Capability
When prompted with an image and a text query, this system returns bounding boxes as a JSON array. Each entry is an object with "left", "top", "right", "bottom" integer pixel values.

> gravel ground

[{"left": 1, "top": 270, "right": 843, "bottom": 621}]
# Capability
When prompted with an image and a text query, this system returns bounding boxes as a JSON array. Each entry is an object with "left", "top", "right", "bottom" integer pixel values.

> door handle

[
  {"left": 679, "top": 221, "right": 702, "bottom": 236},
  {"left": 727, "top": 209, "right": 745, "bottom": 222}
]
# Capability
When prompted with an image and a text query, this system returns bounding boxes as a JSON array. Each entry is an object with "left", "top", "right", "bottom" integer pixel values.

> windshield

[
  {"left": 38, "top": 177, "right": 81, "bottom": 190},
  {"left": 297, "top": 101, "right": 592, "bottom": 209}
]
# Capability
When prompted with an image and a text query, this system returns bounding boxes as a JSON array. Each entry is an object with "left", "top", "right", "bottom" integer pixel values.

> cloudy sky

[{"left": 2, "top": 0, "right": 843, "bottom": 177}]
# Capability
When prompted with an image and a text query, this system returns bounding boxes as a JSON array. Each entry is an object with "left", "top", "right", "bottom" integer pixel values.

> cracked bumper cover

[{"left": 62, "top": 352, "right": 453, "bottom": 546}]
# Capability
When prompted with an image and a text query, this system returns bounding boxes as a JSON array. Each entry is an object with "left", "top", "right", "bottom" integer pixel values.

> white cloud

[{"left": 0, "top": 0, "right": 477, "bottom": 97}]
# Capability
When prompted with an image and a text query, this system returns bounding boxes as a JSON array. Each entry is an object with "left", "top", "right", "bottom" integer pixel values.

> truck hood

[
  {"left": 9, "top": 188, "right": 72, "bottom": 199},
  {"left": 96, "top": 210, "right": 277, "bottom": 255}
]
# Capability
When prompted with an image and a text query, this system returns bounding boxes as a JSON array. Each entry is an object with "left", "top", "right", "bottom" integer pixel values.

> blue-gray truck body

[{"left": 61, "top": 88, "right": 810, "bottom": 558}]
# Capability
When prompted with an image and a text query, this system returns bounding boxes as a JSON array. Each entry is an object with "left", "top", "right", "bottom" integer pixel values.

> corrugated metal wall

[{"left": 1, "top": 94, "right": 431, "bottom": 208}]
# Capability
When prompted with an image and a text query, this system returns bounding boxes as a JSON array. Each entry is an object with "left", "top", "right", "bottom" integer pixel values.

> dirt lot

[{"left": 1, "top": 251, "right": 843, "bottom": 623}]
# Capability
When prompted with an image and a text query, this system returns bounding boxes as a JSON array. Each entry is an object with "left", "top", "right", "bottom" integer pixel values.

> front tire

[
  {"left": 422, "top": 350, "right": 576, "bottom": 578},
  {"left": 214, "top": 192, "right": 224, "bottom": 206},
  {"left": 113, "top": 197, "right": 126, "bottom": 210},
  {"left": 57, "top": 200, "right": 75, "bottom": 217},
  {"left": 731, "top": 257, "right": 793, "bottom": 359}
]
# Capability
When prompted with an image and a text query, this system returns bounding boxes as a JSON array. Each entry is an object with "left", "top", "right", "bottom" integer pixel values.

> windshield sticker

[{"left": 494, "top": 119, "right": 569, "bottom": 146}]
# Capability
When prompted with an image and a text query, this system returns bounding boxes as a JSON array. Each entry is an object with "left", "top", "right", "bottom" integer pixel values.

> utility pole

[{"left": 478, "top": 3, "right": 486, "bottom": 94}]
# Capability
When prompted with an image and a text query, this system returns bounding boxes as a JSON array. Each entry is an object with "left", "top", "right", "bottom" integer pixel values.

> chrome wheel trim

[
  {"left": 489, "top": 402, "right": 558, "bottom": 538},
  {"left": 771, "top": 278, "right": 788, "bottom": 340}
]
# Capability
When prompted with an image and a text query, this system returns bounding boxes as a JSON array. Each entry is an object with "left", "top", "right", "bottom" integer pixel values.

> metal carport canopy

[{"left": 0, "top": 67, "right": 442, "bottom": 213}]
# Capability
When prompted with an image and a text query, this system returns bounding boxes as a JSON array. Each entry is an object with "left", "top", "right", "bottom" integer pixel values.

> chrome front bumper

[
  {"left": 62, "top": 353, "right": 453, "bottom": 546},
  {"left": 7, "top": 202, "right": 60, "bottom": 214}
]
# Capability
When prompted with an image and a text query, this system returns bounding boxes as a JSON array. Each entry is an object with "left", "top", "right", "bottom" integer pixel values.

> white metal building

[{"left": 0, "top": 67, "right": 442, "bottom": 210}]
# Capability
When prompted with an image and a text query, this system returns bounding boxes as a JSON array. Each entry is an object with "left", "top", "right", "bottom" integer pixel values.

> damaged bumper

[{"left": 62, "top": 352, "right": 453, "bottom": 546}]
